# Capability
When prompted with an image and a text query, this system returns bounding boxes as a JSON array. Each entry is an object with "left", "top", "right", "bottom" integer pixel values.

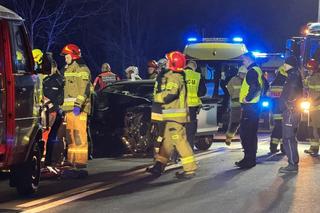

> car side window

[{"left": 10, "top": 22, "right": 30, "bottom": 74}]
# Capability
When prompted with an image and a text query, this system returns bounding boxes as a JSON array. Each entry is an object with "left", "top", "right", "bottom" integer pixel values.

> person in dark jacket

[
  {"left": 235, "top": 52, "right": 264, "bottom": 169},
  {"left": 42, "top": 59, "right": 65, "bottom": 167},
  {"left": 278, "top": 56, "right": 303, "bottom": 173}
]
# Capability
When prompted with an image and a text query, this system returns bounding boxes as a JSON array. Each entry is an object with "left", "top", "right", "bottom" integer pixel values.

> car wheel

[
  {"left": 11, "top": 143, "right": 41, "bottom": 195},
  {"left": 123, "top": 110, "right": 154, "bottom": 154},
  {"left": 195, "top": 137, "right": 213, "bottom": 151}
]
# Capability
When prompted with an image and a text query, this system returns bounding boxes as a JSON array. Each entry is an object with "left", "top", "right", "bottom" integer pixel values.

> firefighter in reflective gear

[
  {"left": 32, "top": 49, "right": 46, "bottom": 102},
  {"left": 225, "top": 65, "right": 247, "bottom": 146},
  {"left": 304, "top": 59, "right": 320, "bottom": 156},
  {"left": 268, "top": 65, "right": 287, "bottom": 154},
  {"left": 148, "top": 60, "right": 159, "bottom": 79},
  {"left": 278, "top": 56, "right": 303, "bottom": 173},
  {"left": 185, "top": 60, "right": 207, "bottom": 149},
  {"left": 147, "top": 51, "right": 197, "bottom": 179},
  {"left": 60, "top": 44, "right": 91, "bottom": 172},
  {"left": 235, "top": 52, "right": 264, "bottom": 169},
  {"left": 93, "top": 63, "right": 120, "bottom": 92}
]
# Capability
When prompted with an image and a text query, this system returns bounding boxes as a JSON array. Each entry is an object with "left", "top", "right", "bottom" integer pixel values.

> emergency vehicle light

[
  {"left": 252, "top": 51, "right": 268, "bottom": 58},
  {"left": 187, "top": 37, "right": 198, "bottom": 42},
  {"left": 232, "top": 37, "right": 243, "bottom": 43},
  {"left": 262, "top": 101, "right": 270, "bottom": 108}
]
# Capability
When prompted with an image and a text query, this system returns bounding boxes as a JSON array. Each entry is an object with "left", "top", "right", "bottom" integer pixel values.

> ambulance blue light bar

[
  {"left": 187, "top": 37, "right": 198, "bottom": 42},
  {"left": 232, "top": 37, "right": 243, "bottom": 42},
  {"left": 262, "top": 101, "right": 270, "bottom": 108}
]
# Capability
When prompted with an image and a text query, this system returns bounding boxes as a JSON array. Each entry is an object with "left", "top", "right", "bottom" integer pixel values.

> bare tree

[{"left": 8, "top": 0, "right": 113, "bottom": 51}]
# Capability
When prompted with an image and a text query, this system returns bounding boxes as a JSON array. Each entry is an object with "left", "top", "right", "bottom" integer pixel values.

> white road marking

[{"left": 20, "top": 149, "right": 226, "bottom": 213}]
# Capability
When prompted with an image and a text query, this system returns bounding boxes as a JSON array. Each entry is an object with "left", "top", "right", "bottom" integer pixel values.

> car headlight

[{"left": 300, "top": 100, "right": 311, "bottom": 113}]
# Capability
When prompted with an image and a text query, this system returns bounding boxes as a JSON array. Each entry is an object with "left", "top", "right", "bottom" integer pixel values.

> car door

[
  {"left": 0, "top": 21, "right": 6, "bottom": 164},
  {"left": 8, "top": 21, "right": 38, "bottom": 164}
]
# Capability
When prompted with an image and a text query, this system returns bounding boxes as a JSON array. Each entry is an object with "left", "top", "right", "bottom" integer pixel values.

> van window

[{"left": 9, "top": 22, "right": 31, "bottom": 74}]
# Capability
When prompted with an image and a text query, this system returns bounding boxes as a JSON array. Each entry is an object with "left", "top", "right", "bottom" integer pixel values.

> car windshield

[{"left": 103, "top": 81, "right": 155, "bottom": 100}]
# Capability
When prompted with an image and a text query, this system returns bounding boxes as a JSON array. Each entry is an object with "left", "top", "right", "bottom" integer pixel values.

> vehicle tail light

[{"left": 0, "top": 144, "right": 6, "bottom": 155}]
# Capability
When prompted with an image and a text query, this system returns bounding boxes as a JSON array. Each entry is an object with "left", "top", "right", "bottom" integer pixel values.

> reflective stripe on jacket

[
  {"left": 152, "top": 70, "right": 189, "bottom": 123},
  {"left": 62, "top": 61, "right": 91, "bottom": 113}
]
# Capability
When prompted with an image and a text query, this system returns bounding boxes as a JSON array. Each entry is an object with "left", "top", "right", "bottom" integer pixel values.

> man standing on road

[
  {"left": 303, "top": 59, "right": 320, "bottom": 157},
  {"left": 185, "top": 60, "right": 207, "bottom": 149},
  {"left": 278, "top": 56, "right": 303, "bottom": 173},
  {"left": 225, "top": 65, "right": 247, "bottom": 146},
  {"left": 147, "top": 51, "right": 197, "bottom": 179},
  {"left": 235, "top": 52, "right": 264, "bottom": 169},
  {"left": 60, "top": 44, "right": 92, "bottom": 177}
]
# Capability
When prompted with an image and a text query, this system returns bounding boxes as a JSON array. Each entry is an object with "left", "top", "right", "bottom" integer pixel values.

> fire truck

[{"left": 0, "top": 5, "right": 51, "bottom": 195}]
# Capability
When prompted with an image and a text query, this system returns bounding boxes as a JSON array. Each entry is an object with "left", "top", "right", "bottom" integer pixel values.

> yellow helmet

[{"left": 32, "top": 49, "right": 43, "bottom": 64}]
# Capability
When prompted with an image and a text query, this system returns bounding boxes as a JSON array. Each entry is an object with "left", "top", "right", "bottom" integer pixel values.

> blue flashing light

[
  {"left": 262, "top": 101, "right": 270, "bottom": 108},
  {"left": 232, "top": 37, "right": 243, "bottom": 43},
  {"left": 187, "top": 37, "right": 198, "bottom": 42},
  {"left": 252, "top": 51, "right": 268, "bottom": 58}
]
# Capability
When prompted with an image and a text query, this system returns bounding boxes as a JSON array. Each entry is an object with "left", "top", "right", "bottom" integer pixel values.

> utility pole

[{"left": 318, "top": 0, "right": 320, "bottom": 21}]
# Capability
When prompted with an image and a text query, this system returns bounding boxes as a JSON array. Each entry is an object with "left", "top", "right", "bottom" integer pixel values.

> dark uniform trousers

[
  {"left": 282, "top": 110, "right": 300, "bottom": 165},
  {"left": 240, "top": 103, "right": 260, "bottom": 161},
  {"left": 186, "top": 106, "right": 199, "bottom": 149}
]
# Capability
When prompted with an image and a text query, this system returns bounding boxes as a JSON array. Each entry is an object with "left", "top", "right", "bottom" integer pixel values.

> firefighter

[
  {"left": 147, "top": 51, "right": 197, "bottom": 179},
  {"left": 93, "top": 63, "right": 120, "bottom": 92},
  {"left": 60, "top": 44, "right": 91, "bottom": 176},
  {"left": 185, "top": 60, "right": 207, "bottom": 149},
  {"left": 235, "top": 52, "right": 264, "bottom": 169},
  {"left": 125, "top": 66, "right": 142, "bottom": 80},
  {"left": 304, "top": 59, "right": 320, "bottom": 157},
  {"left": 278, "top": 56, "right": 303, "bottom": 173},
  {"left": 32, "top": 49, "right": 46, "bottom": 101},
  {"left": 148, "top": 60, "right": 159, "bottom": 79},
  {"left": 225, "top": 65, "right": 247, "bottom": 146},
  {"left": 268, "top": 65, "right": 287, "bottom": 154}
]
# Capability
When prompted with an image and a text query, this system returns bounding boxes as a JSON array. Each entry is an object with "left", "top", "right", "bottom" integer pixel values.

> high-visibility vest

[
  {"left": 239, "top": 66, "right": 263, "bottom": 104},
  {"left": 185, "top": 69, "right": 201, "bottom": 107}
]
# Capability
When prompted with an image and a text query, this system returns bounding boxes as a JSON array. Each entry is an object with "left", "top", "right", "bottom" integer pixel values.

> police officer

[
  {"left": 185, "top": 60, "right": 207, "bottom": 149},
  {"left": 147, "top": 51, "right": 197, "bottom": 179},
  {"left": 268, "top": 65, "right": 287, "bottom": 154},
  {"left": 225, "top": 65, "right": 247, "bottom": 146},
  {"left": 304, "top": 59, "right": 320, "bottom": 157},
  {"left": 235, "top": 52, "right": 264, "bottom": 169},
  {"left": 93, "top": 63, "right": 120, "bottom": 92},
  {"left": 278, "top": 56, "right": 303, "bottom": 173},
  {"left": 60, "top": 44, "right": 92, "bottom": 175},
  {"left": 42, "top": 58, "right": 65, "bottom": 167}
]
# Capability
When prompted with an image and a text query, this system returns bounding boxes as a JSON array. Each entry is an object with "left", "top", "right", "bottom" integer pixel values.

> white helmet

[
  {"left": 238, "top": 65, "right": 248, "bottom": 74},
  {"left": 125, "top": 66, "right": 139, "bottom": 75}
]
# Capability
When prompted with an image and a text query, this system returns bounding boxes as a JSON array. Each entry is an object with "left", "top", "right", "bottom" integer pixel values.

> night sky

[{"left": 0, "top": 0, "right": 318, "bottom": 77}]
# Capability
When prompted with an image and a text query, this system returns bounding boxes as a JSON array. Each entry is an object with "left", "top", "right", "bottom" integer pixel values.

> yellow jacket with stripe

[
  {"left": 304, "top": 72, "right": 320, "bottom": 110},
  {"left": 152, "top": 70, "right": 189, "bottom": 123},
  {"left": 62, "top": 61, "right": 91, "bottom": 113}
]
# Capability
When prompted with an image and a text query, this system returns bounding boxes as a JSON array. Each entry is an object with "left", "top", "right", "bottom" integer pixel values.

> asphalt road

[{"left": 0, "top": 135, "right": 319, "bottom": 213}]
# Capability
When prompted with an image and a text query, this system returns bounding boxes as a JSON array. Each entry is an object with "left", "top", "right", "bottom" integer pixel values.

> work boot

[
  {"left": 280, "top": 144, "right": 286, "bottom": 155},
  {"left": 304, "top": 146, "right": 319, "bottom": 157},
  {"left": 269, "top": 144, "right": 279, "bottom": 154},
  {"left": 175, "top": 171, "right": 196, "bottom": 180},
  {"left": 235, "top": 159, "right": 256, "bottom": 169},
  {"left": 146, "top": 161, "right": 165, "bottom": 177},
  {"left": 278, "top": 164, "right": 298, "bottom": 173},
  {"left": 225, "top": 137, "right": 232, "bottom": 146}
]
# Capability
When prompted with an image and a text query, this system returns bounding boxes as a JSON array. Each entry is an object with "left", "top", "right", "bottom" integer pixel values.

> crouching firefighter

[
  {"left": 60, "top": 44, "right": 92, "bottom": 177},
  {"left": 268, "top": 65, "right": 287, "bottom": 154},
  {"left": 147, "top": 51, "right": 197, "bottom": 179}
]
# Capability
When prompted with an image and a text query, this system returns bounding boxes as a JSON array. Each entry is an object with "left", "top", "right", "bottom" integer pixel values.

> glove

[{"left": 73, "top": 106, "right": 81, "bottom": 116}]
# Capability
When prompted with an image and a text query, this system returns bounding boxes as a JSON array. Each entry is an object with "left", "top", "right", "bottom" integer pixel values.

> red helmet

[
  {"left": 147, "top": 60, "right": 158, "bottom": 68},
  {"left": 165, "top": 51, "right": 186, "bottom": 72},
  {"left": 61, "top": 44, "right": 81, "bottom": 60},
  {"left": 306, "top": 58, "right": 319, "bottom": 72}
]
